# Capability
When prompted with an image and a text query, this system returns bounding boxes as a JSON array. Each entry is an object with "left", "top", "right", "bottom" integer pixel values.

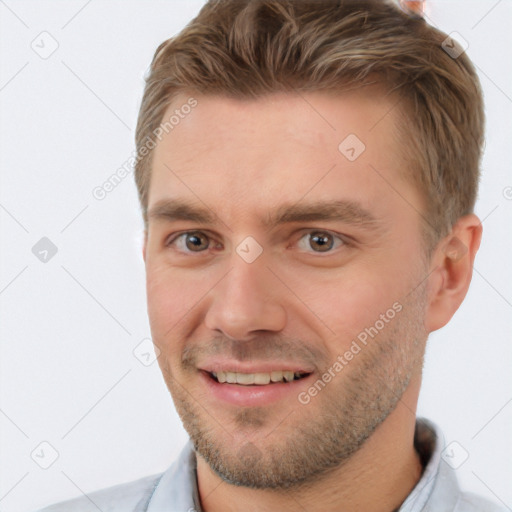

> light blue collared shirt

[{"left": 36, "top": 419, "right": 507, "bottom": 511}]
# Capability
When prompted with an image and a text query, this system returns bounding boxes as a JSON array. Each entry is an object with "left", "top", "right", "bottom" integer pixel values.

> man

[{"left": 37, "top": 0, "right": 505, "bottom": 510}]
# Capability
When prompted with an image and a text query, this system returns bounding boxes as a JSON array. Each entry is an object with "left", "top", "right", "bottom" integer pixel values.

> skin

[{"left": 142, "top": 88, "right": 482, "bottom": 512}]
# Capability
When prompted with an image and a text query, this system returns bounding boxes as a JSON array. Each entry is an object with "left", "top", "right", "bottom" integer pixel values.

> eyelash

[{"left": 165, "top": 230, "right": 350, "bottom": 255}]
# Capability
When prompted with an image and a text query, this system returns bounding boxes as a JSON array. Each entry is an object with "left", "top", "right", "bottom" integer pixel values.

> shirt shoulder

[
  {"left": 34, "top": 473, "right": 162, "bottom": 512},
  {"left": 454, "top": 492, "right": 509, "bottom": 512},
  {"left": 402, "top": 419, "right": 508, "bottom": 512}
]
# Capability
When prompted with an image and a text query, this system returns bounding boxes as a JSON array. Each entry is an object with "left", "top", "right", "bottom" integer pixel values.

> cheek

[
  {"left": 293, "top": 268, "right": 403, "bottom": 347},
  {"left": 146, "top": 265, "right": 199, "bottom": 340},
  {"left": 146, "top": 261, "right": 224, "bottom": 350}
]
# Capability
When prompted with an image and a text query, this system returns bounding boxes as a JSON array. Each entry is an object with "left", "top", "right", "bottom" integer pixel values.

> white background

[{"left": 0, "top": 1, "right": 511, "bottom": 511}]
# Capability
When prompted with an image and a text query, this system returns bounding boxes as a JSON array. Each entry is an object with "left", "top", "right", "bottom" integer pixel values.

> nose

[{"left": 204, "top": 255, "right": 287, "bottom": 341}]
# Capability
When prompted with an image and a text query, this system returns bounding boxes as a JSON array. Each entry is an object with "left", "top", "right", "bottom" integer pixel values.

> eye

[
  {"left": 296, "top": 230, "right": 344, "bottom": 253},
  {"left": 167, "top": 231, "right": 211, "bottom": 252}
]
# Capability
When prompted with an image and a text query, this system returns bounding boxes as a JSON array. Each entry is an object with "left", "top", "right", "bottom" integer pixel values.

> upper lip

[{"left": 199, "top": 359, "right": 314, "bottom": 374}]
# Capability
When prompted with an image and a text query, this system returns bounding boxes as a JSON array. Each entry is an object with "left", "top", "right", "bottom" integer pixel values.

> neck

[{"left": 196, "top": 375, "right": 423, "bottom": 512}]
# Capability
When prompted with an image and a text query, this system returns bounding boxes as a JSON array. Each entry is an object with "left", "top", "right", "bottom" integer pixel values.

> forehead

[{"left": 148, "top": 89, "right": 417, "bottom": 227}]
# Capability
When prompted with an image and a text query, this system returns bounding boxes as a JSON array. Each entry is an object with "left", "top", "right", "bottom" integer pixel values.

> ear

[{"left": 424, "top": 214, "right": 482, "bottom": 333}]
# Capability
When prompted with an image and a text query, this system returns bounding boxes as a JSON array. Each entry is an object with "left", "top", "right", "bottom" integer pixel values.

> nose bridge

[
  {"left": 222, "top": 252, "right": 274, "bottom": 313},
  {"left": 204, "top": 250, "right": 286, "bottom": 339}
]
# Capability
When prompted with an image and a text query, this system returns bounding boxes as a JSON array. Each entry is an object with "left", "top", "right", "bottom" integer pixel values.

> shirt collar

[
  {"left": 145, "top": 438, "right": 198, "bottom": 511},
  {"left": 400, "top": 418, "right": 451, "bottom": 511},
  {"left": 145, "top": 418, "right": 456, "bottom": 512}
]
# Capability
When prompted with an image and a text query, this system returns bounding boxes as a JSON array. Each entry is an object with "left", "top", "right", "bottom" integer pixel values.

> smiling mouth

[{"left": 208, "top": 370, "right": 311, "bottom": 385}]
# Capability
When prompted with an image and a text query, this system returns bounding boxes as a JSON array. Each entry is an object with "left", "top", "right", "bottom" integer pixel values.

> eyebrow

[
  {"left": 148, "top": 199, "right": 216, "bottom": 224},
  {"left": 268, "top": 200, "right": 379, "bottom": 228},
  {"left": 147, "top": 198, "right": 381, "bottom": 230}
]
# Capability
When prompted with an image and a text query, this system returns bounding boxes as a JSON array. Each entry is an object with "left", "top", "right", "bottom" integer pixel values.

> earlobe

[{"left": 424, "top": 215, "right": 482, "bottom": 333}]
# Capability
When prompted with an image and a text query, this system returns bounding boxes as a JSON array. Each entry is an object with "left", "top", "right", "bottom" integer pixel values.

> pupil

[{"left": 311, "top": 232, "right": 333, "bottom": 252}]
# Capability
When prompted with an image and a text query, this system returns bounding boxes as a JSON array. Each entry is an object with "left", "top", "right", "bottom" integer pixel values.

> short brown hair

[{"left": 135, "top": 0, "right": 484, "bottom": 250}]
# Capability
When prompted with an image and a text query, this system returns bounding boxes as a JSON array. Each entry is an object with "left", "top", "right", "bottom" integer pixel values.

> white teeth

[
  {"left": 213, "top": 370, "right": 306, "bottom": 385},
  {"left": 270, "top": 371, "right": 283, "bottom": 382},
  {"left": 254, "top": 373, "right": 271, "bottom": 385},
  {"left": 236, "top": 373, "right": 255, "bottom": 385},
  {"left": 283, "top": 371, "right": 294, "bottom": 382}
]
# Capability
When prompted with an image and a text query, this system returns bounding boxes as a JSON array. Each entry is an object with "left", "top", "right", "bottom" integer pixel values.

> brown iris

[
  {"left": 185, "top": 231, "right": 210, "bottom": 251},
  {"left": 309, "top": 231, "right": 334, "bottom": 252}
]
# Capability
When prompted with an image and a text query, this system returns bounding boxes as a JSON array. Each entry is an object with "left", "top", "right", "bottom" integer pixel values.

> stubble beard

[{"left": 161, "top": 287, "right": 427, "bottom": 490}]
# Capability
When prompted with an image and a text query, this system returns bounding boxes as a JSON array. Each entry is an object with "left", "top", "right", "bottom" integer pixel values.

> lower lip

[{"left": 199, "top": 370, "right": 313, "bottom": 407}]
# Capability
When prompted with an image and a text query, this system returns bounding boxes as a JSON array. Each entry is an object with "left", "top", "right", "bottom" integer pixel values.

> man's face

[{"left": 144, "top": 89, "right": 430, "bottom": 488}]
